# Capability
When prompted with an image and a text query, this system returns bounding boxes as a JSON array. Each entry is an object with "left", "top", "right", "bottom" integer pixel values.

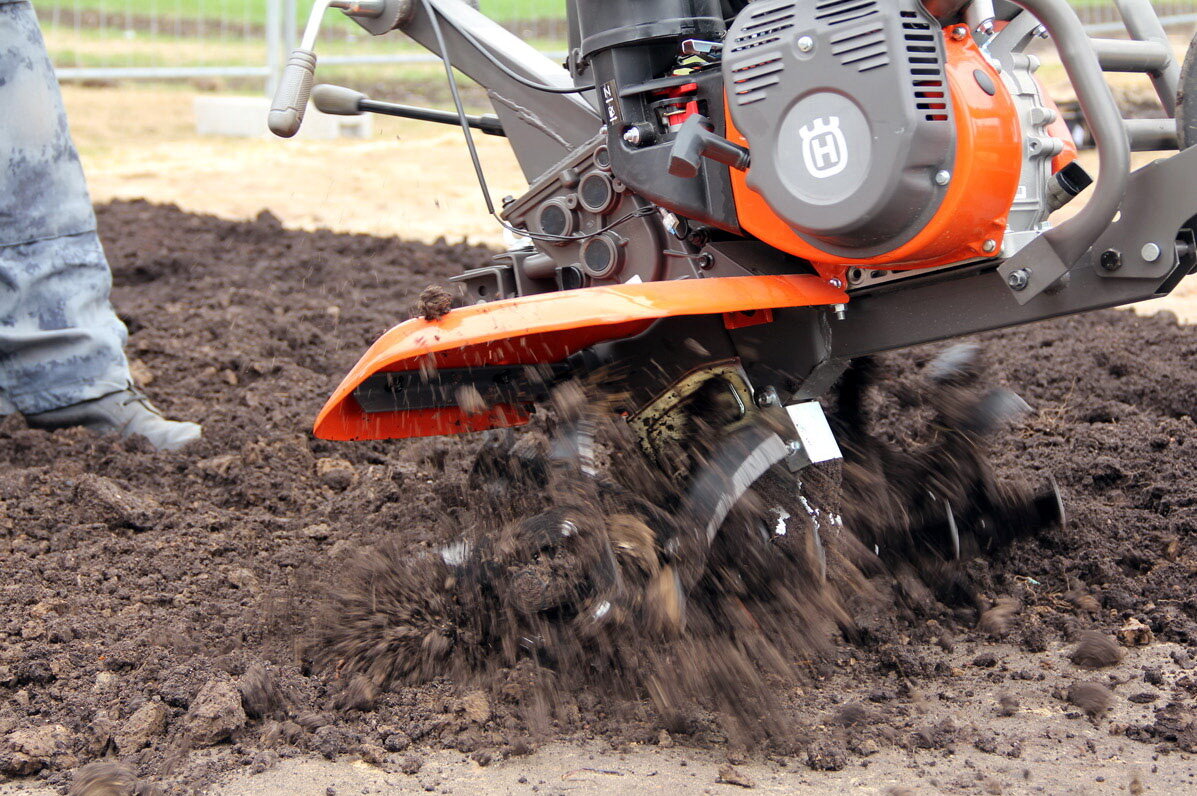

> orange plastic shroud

[
  {"left": 726, "top": 29, "right": 1025, "bottom": 277},
  {"left": 314, "top": 274, "right": 848, "bottom": 441}
]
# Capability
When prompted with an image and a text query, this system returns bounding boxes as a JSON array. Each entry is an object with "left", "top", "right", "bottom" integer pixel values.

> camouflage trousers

[{"left": 0, "top": 0, "right": 130, "bottom": 414}]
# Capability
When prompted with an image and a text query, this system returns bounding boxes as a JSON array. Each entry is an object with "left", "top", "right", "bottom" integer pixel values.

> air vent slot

[
  {"left": 900, "top": 10, "right": 948, "bottom": 122},
  {"left": 731, "top": 57, "right": 786, "bottom": 106},
  {"left": 728, "top": 2, "right": 796, "bottom": 54},
  {"left": 727, "top": 2, "right": 795, "bottom": 105},
  {"left": 830, "top": 27, "right": 889, "bottom": 72},
  {"left": 815, "top": 0, "right": 880, "bottom": 26}
]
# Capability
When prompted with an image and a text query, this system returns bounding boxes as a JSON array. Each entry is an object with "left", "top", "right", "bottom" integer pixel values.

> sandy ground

[
  {"left": 63, "top": 85, "right": 527, "bottom": 248},
  {"left": 6, "top": 641, "right": 1197, "bottom": 793}
]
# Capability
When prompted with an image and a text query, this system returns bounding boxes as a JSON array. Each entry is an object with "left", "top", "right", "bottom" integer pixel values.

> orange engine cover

[{"left": 727, "top": 29, "right": 1024, "bottom": 273}]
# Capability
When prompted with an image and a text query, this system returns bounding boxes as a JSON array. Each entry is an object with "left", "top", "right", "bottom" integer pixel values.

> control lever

[
  {"left": 312, "top": 84, "right": 506, "bottom": 136},
  {"left": 667, "top": 114, "right": 751, "bottom": 179},
  {"left": 268, "top": 0, "right": 388, "bottom": 138},
  {"left": 680, "top": 39, "right": 723, "bottom": 62}
]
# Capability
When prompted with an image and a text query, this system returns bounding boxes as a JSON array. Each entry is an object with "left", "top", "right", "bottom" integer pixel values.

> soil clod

[
  {"left": 183, "top": 678, "right": 248, "bottom": 746},
  {"left": 717, "top": 763, "right": 756, "bottom": 788},
  {"left": 1070, "top": 632, "right": 1124, "bottom": 669},
  {"left": 414, "top": 284, "right": 454, "bottom": 321},
  {"left": 1067, "top": 681, "right": 1115, "bottom": 718}
]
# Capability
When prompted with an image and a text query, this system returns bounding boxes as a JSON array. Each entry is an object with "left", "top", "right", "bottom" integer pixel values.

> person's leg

[
  {"left": 0, "top": 1, "right": 132, "bottom": 416},
  {"left": 0, "top": 2, "right": 200, "bottom": 449}
]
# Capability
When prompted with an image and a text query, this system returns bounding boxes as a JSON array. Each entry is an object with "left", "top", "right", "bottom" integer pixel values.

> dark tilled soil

[{"left": 1, "top": 200, "right": 1196, "bottom": 793}]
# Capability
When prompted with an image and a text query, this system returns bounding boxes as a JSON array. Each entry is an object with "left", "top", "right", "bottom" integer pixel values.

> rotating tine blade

[{"left": 670, "top": 420, "right": 791, "bottom": 593}]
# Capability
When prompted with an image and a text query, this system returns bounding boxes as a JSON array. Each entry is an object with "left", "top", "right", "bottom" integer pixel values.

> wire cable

[
  {"left": 453, "top": 22, "right": 596, "bottom": 95},
  {"left": 421, "top": 0, "right": 646, "bottom": 246}
]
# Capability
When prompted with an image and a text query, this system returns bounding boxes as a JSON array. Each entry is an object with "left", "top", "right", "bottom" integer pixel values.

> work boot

[{"left": 26, "top": 387, "right": 202, "bottom": 451}]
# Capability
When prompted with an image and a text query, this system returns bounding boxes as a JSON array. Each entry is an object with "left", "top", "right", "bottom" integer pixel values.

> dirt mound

[{"left": 0, "top": 201, "right": 1194, "bottom": 791}]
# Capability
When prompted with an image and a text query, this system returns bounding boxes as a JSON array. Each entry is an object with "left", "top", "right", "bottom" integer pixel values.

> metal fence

[{"left": 41, "top": 1, "right": 1197, "bottom": 93}]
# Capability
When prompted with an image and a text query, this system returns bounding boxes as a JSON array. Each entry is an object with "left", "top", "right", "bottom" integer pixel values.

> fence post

[
  {"left": 266, "top": 0, "right": 284, "bottom": 97},
  {"left": 284, "top": 0, "right": 299, "bottom": 57}
]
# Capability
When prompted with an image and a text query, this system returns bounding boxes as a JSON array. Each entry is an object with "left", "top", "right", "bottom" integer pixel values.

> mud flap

[{"left": 314, "top": 275, "right": 847, "bottom": 441}]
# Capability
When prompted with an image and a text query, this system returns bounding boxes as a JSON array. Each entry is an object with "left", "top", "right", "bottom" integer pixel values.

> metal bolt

[
  {"left": 622, "top": 126, "right": 642, "bottom": 146},
  {"left": 797, "top": 35, "right": 815, "bottom": 53},
  {"left": 1141, "top": 242, "right": 1162, "bottom": 262},
  {"left": 1100, "top": 249, "right": 1123, "bottom": 272},
  {"left": 935, "top": 170, "right": 952, "bottom": 186},
  {"left": 832, "top": 303, "right": 847, "bottom": 321},
  {"left": 756, "top": 386, "right": 780, "bottom": 408},
  {"left": 1007, "top": 268, "right": 1031, "bottom": 291},
  {"left": 982, "top": 239, "right": 998, "bottom": 254},
  {"left": 828, "top": 277, "right": 844, "bottom": 290},
  {"left": 951, "top": 25, "right": 969, "bottom": 40},
  {"left": 787, "top": 439, "right": 804, "bottom": 456}
]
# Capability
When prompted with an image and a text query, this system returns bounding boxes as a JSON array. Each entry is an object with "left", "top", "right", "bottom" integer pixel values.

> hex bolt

[
  {"left": 982, "top": 239, "right": 997, "bottom": 254},
  {"left": 756, "top": 386, "right": 780, "bottom": 408},
  {"left": 787, "top": 439, "right": 804, "bottom": 456},
  {"left": 622, "top": 126, "right": 643, "bottom": 146},
  {"left": 935, "top": 170, "right": 952, "bottom": 186},
  {"left": 951, "top": 25, "right": 969, "bottom": 40},
  {"left": 828, "top": 277, "right": 844, "bottom": 289},
  {"left": 1007, "top": 268, "right": 1031, "bottom": 291},
  {"left": 797, "top": 36, "right": 815, "bottom": 53},
  {"left": 1141, "top": 242, "right": 1162, "bottom": 262},
  {"left": 832, "top": 303, "right": 847, "bottom": 321},
  {"left": 1099, "top": 249, "right": 1122, "bottom": 272}
]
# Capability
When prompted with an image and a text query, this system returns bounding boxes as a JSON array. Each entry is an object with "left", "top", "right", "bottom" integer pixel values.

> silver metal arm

[
  {"left": 1011, "top": 0, "right": 1131, "bottom": 267},
  {"left": 390, "top": 0, "right": 600, "bottom": 181}
]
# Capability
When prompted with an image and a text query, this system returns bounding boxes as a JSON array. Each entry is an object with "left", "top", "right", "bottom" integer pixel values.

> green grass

[{"left": 37, "top": 0, "right": 564, "bottom": 27}]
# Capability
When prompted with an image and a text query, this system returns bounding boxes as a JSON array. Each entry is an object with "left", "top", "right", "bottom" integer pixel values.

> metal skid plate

[{"left": 783, "top": 402, "right": 843, "bottom": 471}]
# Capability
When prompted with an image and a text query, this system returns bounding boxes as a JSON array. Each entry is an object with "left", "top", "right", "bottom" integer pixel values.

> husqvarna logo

[{"left": 800, "top": 116, "right": 848, "bottom": 179}]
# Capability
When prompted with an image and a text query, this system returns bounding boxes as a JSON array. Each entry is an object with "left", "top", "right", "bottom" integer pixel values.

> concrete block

[{"left": 193, "top": 95, "right": 373, "bottom": 140}]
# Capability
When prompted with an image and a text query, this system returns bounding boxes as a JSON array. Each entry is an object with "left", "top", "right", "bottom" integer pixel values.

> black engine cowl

[{"left": 723, "top": 0, "right": 957, "bottom": 257}]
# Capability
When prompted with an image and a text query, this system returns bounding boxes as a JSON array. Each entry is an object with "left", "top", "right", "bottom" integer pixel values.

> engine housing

[{"left": 723, "top": 0, "right": 956, "bottom": 257}]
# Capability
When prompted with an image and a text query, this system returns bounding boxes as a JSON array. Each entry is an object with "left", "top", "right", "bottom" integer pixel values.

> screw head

[
  {"left": 797, "top": 35, "right": 815, "bottom": 53},
  {"left": 935, "top": 170, "right": 952, "bottom": 186},
  {"left": 1100, "top": 249, "right": 1122, "bottom": 271},
  {"left": 622, "top": 126, "right": 642, "bottom": 146},
  {"left": 756, "top": 386, "right": 780, "bottom": 408},
  {"left": 951, "top": 25, "right": 969, "bottom": 40},
  {"left": 1007, "top": 268, "right": 1031, "bottom": 291},
  {"left": 1141, "top": 242, "right": 1162, "bottom": 262},
  {"left": 982, "top": 239, "right": 997, "bottom": 254},
  {"left": 828, "top": 277, "right": 844, "bottom": 289}
]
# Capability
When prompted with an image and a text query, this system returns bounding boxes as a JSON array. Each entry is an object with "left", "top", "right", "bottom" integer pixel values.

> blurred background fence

[{"left": 38, "top": 0, "right": 1197, "bottom": 93}]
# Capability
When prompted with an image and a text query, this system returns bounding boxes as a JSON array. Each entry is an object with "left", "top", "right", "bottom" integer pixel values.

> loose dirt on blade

[{"left": 1, "top": 202, "right": 1196, "bottom": 793}]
